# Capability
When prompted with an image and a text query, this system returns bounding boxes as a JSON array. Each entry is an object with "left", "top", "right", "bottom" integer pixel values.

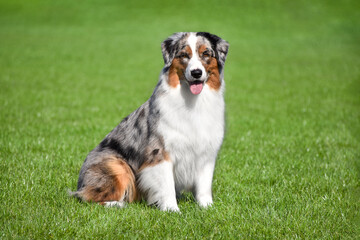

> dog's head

[{"left": 161, "top": 32, "right": 229, "bottom": 95}]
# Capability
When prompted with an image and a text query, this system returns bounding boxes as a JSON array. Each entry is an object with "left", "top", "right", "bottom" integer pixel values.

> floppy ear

[
  {"left": 196, "top": 32, "right": 229, "bottom": 71},
  {"left": 215, "top": 38, "right": 229, "bottom": 69},
  {"left": 161, "top": 32, "right": 187, "bottom": 67}
]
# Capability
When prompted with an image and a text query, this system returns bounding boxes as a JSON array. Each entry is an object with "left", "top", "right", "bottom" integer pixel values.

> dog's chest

[{"left": 156, "top": 86, "right": 225, "bottom": 190}]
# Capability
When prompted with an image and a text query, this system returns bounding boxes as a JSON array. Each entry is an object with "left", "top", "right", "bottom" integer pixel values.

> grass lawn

[{"left": 1, "top": 0, "right": 359, "bottom": 238}]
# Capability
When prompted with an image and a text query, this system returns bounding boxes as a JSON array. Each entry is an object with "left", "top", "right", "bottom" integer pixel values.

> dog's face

[{"left": 161, "top": 32, "right": 229, "bottom": 95}]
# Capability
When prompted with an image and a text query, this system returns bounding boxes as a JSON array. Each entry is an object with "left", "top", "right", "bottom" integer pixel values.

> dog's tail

[{"left": 69, "top": 156, "right": 138, "bottom": 207}]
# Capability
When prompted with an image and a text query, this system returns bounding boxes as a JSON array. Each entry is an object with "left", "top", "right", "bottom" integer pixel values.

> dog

[{"left": 70, "top": 32, "right": 229, "bottom": 211}]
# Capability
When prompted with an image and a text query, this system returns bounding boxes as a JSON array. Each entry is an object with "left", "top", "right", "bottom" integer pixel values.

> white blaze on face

[{"left": 185, "top": 33, "right": 207, "bottom": 95}]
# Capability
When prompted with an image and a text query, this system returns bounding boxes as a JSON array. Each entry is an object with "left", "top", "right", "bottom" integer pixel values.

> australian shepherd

[{"left": 71, "top": 32, "right": 229, "bottom": 211}]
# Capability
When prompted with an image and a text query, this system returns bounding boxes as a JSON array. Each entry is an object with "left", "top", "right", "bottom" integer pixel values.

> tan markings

[
  {"left": 198, "top": 45, "right": 207, "bottom": 55},
  {"left": 80, "top": 156, "right": 139, "bottom": 204},
  {"left": 106, "top": 158, "right": 138, "bottom": 202},
  {"left": 138, "top": 148, "right": 171, "bottom": 172},
  {"left": 205, "top": 58, "right": 220, "bottom": 90},
  {"left": 168, "top": 46, "right": 192, "bottom": 88},
  {"left": 198, "top": 44, "right": 221, "bottom": 90},
  {"left": 163, "top": 151, "right": 170, "bottom": 161},
  {"left": 184, "top": 45, "right": 192, "bottom": 57},
  {"left": 168, "top": 58, "right": 182, "bottom": 87}
]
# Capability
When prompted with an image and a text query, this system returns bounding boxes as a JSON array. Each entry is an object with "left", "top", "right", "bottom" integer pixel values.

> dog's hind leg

[{"left": 70, "top": 156, "right": 138, "bottom": 207}]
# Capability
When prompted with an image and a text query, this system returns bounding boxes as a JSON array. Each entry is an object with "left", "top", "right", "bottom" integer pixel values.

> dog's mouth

[{"left": 188, "top": 80, "right": 204, "bottom": 95}]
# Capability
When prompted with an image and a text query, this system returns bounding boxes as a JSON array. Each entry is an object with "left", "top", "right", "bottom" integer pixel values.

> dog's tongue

[{"left": 189, "top": 81, "right": 204, "bottom": 95}]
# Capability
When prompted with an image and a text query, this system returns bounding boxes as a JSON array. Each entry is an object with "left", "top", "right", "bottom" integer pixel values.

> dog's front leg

[
  {"left": 138, "top": 161, "right": 179, "bottom": 212},
  {"left": 194, "top": 160, "right": 216, "bottom": 208}
]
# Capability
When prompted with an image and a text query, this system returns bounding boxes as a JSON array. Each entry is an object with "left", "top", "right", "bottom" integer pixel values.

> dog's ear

[
  {"left": 196, "top": 32, "right": 229, "bottom": 71},
  {"left": 161, "top": 32, "right": 187, "bottom": 66},
  {"left": 215, "top": 38, "right": 229, "bottom": 69}
]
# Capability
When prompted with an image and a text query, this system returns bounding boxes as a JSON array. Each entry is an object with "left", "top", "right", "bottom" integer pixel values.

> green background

[{"left": 1, "top": 0, "right": 359, "bottom": 238}]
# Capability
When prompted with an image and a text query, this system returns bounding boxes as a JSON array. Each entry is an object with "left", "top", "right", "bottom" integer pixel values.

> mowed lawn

[{"left": 1, "top": 0, "right": 359, "bottom": 238}]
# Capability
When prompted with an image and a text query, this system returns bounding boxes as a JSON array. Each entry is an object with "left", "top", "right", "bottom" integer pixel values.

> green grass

[{"left": 1, "top": 0, "right": 359, "bottom": 238}]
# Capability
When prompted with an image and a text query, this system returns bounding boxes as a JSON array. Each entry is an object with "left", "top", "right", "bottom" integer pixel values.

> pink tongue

[{"left": 189, "top": 82, "right": 204, "bottom": 95}]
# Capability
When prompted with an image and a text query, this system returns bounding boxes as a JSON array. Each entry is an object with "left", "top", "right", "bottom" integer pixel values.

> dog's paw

[
  {"left": 159, "top": 203, "right": 180, "bottom": 212},
  {"left": 104, "top": 201, "right": 126, "bottom": 208},
  {"left": 197, "top": 195, "right": 213, "bottom": 208}
]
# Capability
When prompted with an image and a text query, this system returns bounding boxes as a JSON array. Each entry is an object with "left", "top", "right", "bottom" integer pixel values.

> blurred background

[{"left": 1, "top": 0, "right": 359, "bottom": 135}]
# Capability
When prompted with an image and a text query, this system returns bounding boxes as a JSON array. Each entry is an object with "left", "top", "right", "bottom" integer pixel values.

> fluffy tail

[{"left": 69, "top": 157, "right": 138, "bottom": 207}]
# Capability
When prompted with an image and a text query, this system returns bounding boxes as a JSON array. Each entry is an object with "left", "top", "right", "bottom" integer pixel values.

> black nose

[{"left": 191, "top": 69, "right": 202, "bottom": 79}]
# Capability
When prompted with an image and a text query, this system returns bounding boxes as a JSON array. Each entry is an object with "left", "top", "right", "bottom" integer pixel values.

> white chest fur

[{"left": 156, "top": 81, "right": 225, "bottom": 192}]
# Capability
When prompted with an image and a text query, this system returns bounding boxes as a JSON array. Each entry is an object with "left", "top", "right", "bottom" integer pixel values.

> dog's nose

[{"left": 191, "top": 69, "right": 202, "bottom": 79}]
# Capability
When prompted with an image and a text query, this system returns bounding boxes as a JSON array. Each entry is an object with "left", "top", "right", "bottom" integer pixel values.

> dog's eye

[
  {"left": 202, "top": 50, "right": 211, "bottom": 57},
  {"left": 178, "top": 53, "right": 189, "bottom": 59}
]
